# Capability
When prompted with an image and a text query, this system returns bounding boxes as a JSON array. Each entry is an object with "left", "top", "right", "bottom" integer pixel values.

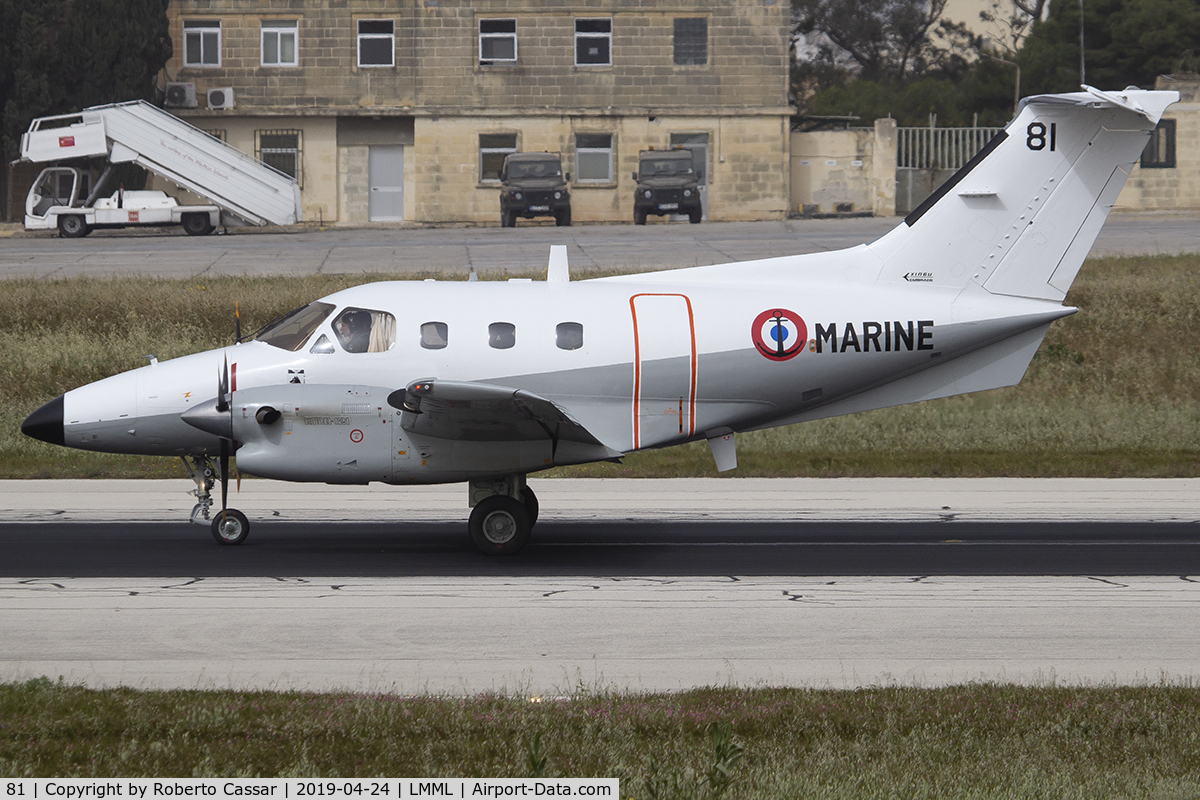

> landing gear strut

[
  {"left": 182, "top": 455, "right": 250, "bottom": 545},
  {"left": 468, "top": 475, "right": 537, "bottom": 555}
]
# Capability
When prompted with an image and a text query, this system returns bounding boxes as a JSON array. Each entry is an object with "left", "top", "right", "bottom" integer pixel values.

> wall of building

[
  {"left": 412, "top": 113, "right": 788, "bottom": 224},
  {"left": 1115, "top": 76, "right": 1200, "bottom": 212},
  {"left": 790, "top": 119, "right": 896, "bottom": 216}
]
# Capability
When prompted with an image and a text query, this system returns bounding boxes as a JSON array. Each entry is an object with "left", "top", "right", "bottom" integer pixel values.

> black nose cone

[{"left": 22, "top": 395, "right": 65, "bottom": 446}]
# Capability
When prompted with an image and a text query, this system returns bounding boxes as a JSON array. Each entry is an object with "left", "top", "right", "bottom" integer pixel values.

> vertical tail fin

[{"left": 869, "top": 87, "right": 1178, "bottom": 301}]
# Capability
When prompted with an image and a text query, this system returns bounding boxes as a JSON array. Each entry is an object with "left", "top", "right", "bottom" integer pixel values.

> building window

[
  {"left": 479, "top": 19, "right": 517, "bottom": 65},
  {"left": 421, "top": 321, "right": 448, "bottom": 349},
  {"left": 489, "top": 322, "right": 516, "bottom": 349},
  {"left": 183, "top": 20, "right": 221, "bottom": 67},
  {"left": 1141, "top": 119, "right": 1176, "bottom": 169},
  {"left": 575, "top": 133, "right": 613, "bottom": 183},
  {"left": 203, "top": 129, "right": 226, "bottom": 142},
  {"left": 358, "top": 20, "right": 394, "bottom": 67},
  {"left": 257, "top": 130, "right": 302, "bottom": 186},
  {"left": 479, "top": 133, "right": 517, "bottom": 183},
  {"left": 556, "top": 322, "right": 583, "bottom": 350},
  {"left": 674, "top": 18, "right": 707, "bottom": 66},
  {"left": 261, "top": 20, "right": 298, "bottom": 67},
  {"left": 575, "top": 18, "right": 612, "bottom": 65}
]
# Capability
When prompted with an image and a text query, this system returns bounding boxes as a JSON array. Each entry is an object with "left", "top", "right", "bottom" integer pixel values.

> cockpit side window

[
  {"left": 256, "top": 301, "right": 335, "bottom": 351},
  {"left": 333, "top": 307, "right": 397, "bottom": 353}
]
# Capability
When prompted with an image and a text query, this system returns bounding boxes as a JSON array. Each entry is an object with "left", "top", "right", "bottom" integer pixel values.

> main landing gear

[
  {"left": 468, "top": 475, "right": 538, "bottom": 556},
  {"left": 182, "top": 455, "right": 250, "bottom": 545}
]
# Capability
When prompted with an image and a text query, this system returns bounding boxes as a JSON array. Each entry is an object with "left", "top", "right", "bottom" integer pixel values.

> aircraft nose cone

[
  {"left": 22, "top": 395, "right": 65, "bottom": 446},
  {"left": 181, "top": 398, "right": 232, "bottom": 439}
]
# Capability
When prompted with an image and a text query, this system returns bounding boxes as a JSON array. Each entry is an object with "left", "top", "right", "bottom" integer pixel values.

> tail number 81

[{"left": 1027, "top": 122, "right": 1057, "bottom": 151}]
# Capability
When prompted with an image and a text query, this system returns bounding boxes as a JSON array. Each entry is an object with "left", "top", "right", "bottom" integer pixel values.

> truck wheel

[
  {"left": 556, "top": 208, "right": 571, "bottom": 227},
  {"left": 688, "top": 208, "right": 702, "bottom": 224},
  {"left": 182, "top": 213, "right": 214, "bottom": 236},
  {"left": 634, "top": 209, "right": 647, "bottom": 226},
  {"left": 501, "top": 209, "right": 516, "bottom": 228},
  {"left": 58, "top": 215, "right": 89, "bottom": 239}
]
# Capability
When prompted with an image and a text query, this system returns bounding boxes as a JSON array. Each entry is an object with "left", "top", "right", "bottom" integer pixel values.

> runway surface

[
  {"left": 2, "top": 478, "right": 1198, "bottom": 692},
  {"left": 2, "top": 214, "right": 1197, "bottom": 280}
]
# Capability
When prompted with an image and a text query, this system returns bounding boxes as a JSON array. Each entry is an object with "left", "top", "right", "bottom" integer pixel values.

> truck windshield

[
  {"left": 509, "top": 161, "right": 561, "bottom": 179},
  {"left": 641, "top": 159, "right": 693, "bottom": 177},
  {"left": 255, "top": 301, "right": 335, "bottom": 351}
]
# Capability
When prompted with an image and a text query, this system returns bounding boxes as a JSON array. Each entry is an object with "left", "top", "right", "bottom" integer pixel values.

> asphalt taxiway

[{"left": 1, "top": 478, "right": 1198, "bottom": 692}]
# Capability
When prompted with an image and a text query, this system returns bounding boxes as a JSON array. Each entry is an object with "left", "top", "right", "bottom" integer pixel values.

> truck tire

[
  {"left": 634, "top": 208, "right": 647, "bottom": 226},
  {"left": 555, "top": 208, "right": 571, "bottom": 227},
  {"left": 501, "top": 209, "right": 516, "bottom": 228},
  {"left": 182, "top": 213, "right": 214, "bottom": 236},
  {"left": 58, "top": 215, "right": 90, "bottom": 238},
  {"left": 688, "top": 208, "right": 702, "bottom": 224}
]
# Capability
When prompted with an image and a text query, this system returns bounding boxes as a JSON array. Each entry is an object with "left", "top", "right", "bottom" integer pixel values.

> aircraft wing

[{"left": 387, "top": 379, "right": 622, "bottom": 459}]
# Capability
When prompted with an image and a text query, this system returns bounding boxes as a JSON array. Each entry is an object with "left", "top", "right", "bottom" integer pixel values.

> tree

[
  {"left": 1019, "top": 0, "right": 1200, "bottom": 95},
  {"left": 793, "top": 0, "right": 970, "bottom": 83}
]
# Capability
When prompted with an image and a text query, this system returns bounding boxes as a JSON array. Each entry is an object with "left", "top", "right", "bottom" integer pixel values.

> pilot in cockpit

[{"left": 334, "top": 310, "right": 372, "bottom": 353}]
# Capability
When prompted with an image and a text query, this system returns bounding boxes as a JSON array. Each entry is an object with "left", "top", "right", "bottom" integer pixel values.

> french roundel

[{"left": 751, "top": 308, "right": 807, "bottom": 361}]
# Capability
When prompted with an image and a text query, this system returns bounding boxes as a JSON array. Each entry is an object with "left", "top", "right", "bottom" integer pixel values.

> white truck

[{"left": 20, "top": 100, "right": 302, "bottom": 237}]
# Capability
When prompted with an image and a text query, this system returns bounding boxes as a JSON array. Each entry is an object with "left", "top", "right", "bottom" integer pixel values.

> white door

[
  {"left": 369, "top": 145, "right": 404, "bottom": 222},
  {"left": 631, "top": 293, "right": 697, "bottom": 450}
]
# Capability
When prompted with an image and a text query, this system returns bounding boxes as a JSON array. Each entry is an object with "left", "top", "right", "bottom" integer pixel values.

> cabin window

[
  {"left": 556, "top": 322, "right": 583, "bottom": 350},
  {"left": 256, "top": 301, "right": 335, "bottom": 351},
  {"left": 421, "top": 321, "right": 448, "bottom": 349},
  {"left": 489, "top": 322, "right": 516, "bottom": 349},
  {"left": 333, "top": 307, "right": 397, "bottom": 353}
]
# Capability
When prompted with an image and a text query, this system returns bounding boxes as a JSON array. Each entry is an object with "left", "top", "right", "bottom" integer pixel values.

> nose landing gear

[{"left": 182, "top": 455, "right": 250, "bottom": 545}]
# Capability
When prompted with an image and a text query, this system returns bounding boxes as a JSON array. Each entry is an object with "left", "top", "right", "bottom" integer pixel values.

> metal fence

[{"left": 896, "top": 125, "right": 1004, "bottom": 170}]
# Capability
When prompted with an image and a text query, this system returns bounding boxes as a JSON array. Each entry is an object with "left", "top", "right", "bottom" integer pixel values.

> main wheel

[
  {"left": 58, "top": 215, "right": 89, "bottom": 238},
  {"left": 520, "top": 486, "right": 539, "bottom": 526},
  {"left": 555, "top": 208, "right": 571, "bottom": 227},
  {"left": 469, "top": 495, "right": 531, "bottom": 555},
  {"left": 211, "top": 509, "right": 250, "bottom": 545},
  {"left": 182, "top": 213, "right": 214, "bottom": 236}
]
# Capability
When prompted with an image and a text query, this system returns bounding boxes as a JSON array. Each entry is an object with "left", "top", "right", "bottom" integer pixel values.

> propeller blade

[
  {"left": 216, "top": 356, "right": 229, "bottom": 413},
  {"left": 235, "top": 301, "right": 242, "bottom": 344},
  {"left": 219, "top": 437, "right": 229, "bottom": 519}
]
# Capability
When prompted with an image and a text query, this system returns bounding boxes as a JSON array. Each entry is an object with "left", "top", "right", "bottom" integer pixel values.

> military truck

[
  {"left": 632, "top": 148, "right": 702, "bottom": 225},
  {"left": 499, "top": 152, "right": 571, "bottom": 227}
]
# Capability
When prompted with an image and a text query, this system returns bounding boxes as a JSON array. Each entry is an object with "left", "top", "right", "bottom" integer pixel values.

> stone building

[{"left": 160, "top": 0, "right": 793, "bottom": 225}]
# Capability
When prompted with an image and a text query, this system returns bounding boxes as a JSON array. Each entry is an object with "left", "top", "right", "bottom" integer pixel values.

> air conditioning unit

[
  {"left": 164, "top": 82, "right": 197, "bottom": 108},
  {"left": 207, "top": 87, "right": 234, "bottom": 110}
]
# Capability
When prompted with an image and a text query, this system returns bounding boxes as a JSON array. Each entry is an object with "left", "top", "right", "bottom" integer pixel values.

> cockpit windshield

[
  {"left": 255, "top": 301, "right": 335, "bottom": 351},
  {"left": 641, "top": 158, "right": 694, "bottom": 178}
]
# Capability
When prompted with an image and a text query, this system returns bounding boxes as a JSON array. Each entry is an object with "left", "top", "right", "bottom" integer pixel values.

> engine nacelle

[{"left": 230, "top": 384, "right": 396, "bottom": 484}]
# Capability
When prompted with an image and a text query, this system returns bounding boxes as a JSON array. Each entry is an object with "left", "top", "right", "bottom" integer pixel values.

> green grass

[
  {"left": 2, "top": 680, "right": 1199, "bottom": 796},
  {"left": 3, "top": 255, "right": 1200, "bottom": 478}
]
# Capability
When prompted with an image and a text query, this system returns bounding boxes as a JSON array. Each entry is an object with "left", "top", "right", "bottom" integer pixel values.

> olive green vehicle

[
  {"left": 499, "top": 152, "right": 571, "bottom": 227},
  {"left": 633, "top": 149, "right": 702, "bottom": 225}
]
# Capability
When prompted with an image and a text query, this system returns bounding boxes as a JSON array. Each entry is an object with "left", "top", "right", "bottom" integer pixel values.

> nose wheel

[{"left": 212, "top": 509, "right": 250, "bottom": 545}]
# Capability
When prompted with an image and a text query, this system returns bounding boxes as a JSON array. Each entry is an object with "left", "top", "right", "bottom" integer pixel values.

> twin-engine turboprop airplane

[{"left": 21, "top": 87, "right": 1178, "bottom": 554}]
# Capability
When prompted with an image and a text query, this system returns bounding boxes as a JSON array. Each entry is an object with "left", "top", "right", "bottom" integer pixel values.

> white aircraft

[{"left": 21, "top": 87, "right": 1177, "bottom": 555}]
